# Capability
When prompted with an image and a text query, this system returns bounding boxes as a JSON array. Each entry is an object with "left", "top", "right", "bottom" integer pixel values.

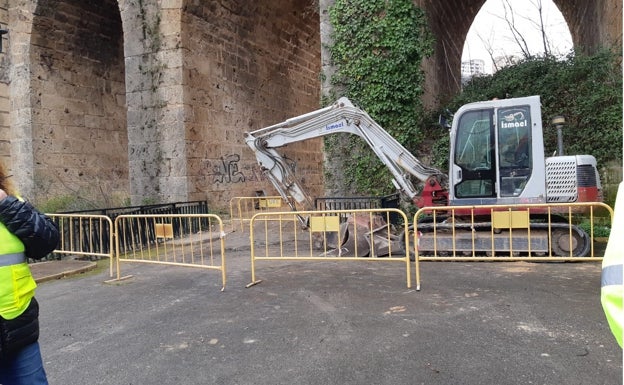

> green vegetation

[
  {"left": 439, "top": 50, "right": 623, "bottom": 171},
  {"left": 578, "top": 219, "right": 611, "bottom": 238},
  {"left": 37, "top": 195, "right": 91, "bottom": 213},
  {"left": 427, "top": 49, "right": 622, "bottom": 210},
  {"left": 326, "top": 1, "right": 621, "bottom": 206},
  {"left": 37, "top": 193, "right": 134, "bottom": 213},
  {"left": 326, "top": 0, "right": 433, "bottom": 195}
]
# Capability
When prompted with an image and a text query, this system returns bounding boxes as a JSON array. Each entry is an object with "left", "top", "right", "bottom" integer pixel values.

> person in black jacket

[{"left": 0, "top": 161, "right": 59, "bottom": 385}]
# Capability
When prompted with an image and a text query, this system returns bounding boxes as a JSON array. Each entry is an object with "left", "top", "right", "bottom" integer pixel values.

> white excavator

[{"left": 244, "top": 96, "right": 602, "bottom": 257}]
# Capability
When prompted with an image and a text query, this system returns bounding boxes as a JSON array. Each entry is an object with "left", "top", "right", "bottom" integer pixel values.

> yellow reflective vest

[
  {"left": 0, "top": 221, "right": 36, "bottom": 320},
  {"left": 602, "top": 182, "right": 624, "bottom": 347}
]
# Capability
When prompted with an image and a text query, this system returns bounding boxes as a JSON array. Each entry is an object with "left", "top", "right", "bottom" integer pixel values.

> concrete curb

[{"left": 30, "top": 260, "right": 97, "bottom": 283}]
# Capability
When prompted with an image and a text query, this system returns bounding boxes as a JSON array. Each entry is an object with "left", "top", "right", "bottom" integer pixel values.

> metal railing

[
  {"left": 315, "top": 193, "right": 401, "bottom": 224},
  {"left": 52, "top": 201, "right": 209, "bottom": 255},
  {"left": 60, "top": 201, "right": 209, "bottom": 217}
]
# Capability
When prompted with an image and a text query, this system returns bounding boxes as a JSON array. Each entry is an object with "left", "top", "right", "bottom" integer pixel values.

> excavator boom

[{"left": 244, "top": 97, "right": 447, "bottom": 210}]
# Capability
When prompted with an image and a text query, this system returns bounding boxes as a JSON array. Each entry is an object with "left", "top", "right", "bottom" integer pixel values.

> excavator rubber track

[{"left": 413, "top": 219, "right": 591, "bottom": 258}]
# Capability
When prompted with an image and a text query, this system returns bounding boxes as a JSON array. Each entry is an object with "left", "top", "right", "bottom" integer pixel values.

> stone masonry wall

[
  {"left": 29, "top": 0, "right": 127, "bottom": 206},
  {"left": 559, "top": 0, "right": 622, "bottom": 54},
  {"left": 182, "top": 0, "right": 322, "bottom": 208},
  {"left": 0, "top": 0, "right": 619, "bottom": 212}
]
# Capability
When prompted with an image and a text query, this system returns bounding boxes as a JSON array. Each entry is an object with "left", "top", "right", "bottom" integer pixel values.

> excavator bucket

[
  {"left": 321, "top": 221, "right": 371, "bottom": 257},
  {"left": 318, "top": 213, "right": 404, "bottom": 258},
  {"left": 365, "top": 225, "right": 405, "bottom": 258}
]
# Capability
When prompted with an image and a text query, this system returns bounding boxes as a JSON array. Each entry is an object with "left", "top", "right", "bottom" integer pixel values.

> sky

[{"left": 462, "top": 0, "right": 573, "bottom": 73}]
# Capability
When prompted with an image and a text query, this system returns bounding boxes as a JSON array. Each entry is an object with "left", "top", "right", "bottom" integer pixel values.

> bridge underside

[
  {"left": 416, "top": 0, "right": 622, "bottom": 105},
  {"left": 1, "top": 0, "right": 621, "bottom": 210}
]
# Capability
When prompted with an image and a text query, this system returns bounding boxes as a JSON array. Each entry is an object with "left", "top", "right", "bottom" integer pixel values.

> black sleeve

[{"left": 0, "top": 196, "right": 60, "bottom": 260}]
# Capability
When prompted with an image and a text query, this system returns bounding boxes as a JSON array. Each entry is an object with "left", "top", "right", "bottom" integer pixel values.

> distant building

[
  {"left": 462, "top": 59, "right": 486, "bottom": 75},
  {"left": 461, "top": 59, "right": 486, "bottom": 83}
]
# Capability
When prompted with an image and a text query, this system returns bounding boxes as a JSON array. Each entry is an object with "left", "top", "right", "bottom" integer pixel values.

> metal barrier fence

[
  {"left": 112, "top": 214, "right": 227, "bottom": 290},
  {"left": 48, "top": 214, "right": 115, "bottom": 277},
  {"left": 229, "top": 196, "right": 299, "bottom": 232},
  {"left": 412, "top": 202, "right": 613, "bottom": 263},
  {"left": 246, "top": 208, "right": 413, "bottom": 289}
]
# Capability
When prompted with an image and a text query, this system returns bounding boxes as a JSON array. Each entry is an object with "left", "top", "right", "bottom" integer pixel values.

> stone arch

[
  {"left": 418, "top": 0, "right": 622, "bottom": 105},
  {"left": 462, "top": 0, "right": 575, "bottom": 73},
  {"left": 21, "top": 0, "right": 127, "bottom": 205},
  {"left": 556, "top": 0, "right": 622, "bottom": 54},
  {"left": 3, "top": 0, "right": 617, "bottom": 210}
]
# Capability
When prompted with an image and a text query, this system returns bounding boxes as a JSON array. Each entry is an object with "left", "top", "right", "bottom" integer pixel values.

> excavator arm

[{"left": 244, "top": 97, "right": 448, "bottom": 210}]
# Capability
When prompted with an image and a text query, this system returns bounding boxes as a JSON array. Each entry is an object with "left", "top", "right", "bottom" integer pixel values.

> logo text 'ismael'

[
  {"left": 501, "top": 120, "right": 528, "bottom": 129},
  {"left": 325, "top": 121, "right": 345, "bottom": 131}
]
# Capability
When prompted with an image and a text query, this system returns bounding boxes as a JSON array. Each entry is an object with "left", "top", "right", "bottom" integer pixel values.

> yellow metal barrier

[
  {"left": 246, "top": 208, "right": 414, "bottom": 289},
  {"left": 112, "top": 214, "right": 227, "bottom": 290},
  {"left": 48, "top": 214, "right": 115, "bottom": 277},
  {"left": 412, "top": 202, "right": 613, "bottom": 263},
  {"left": 228, "top": 196, "right": 298, "bottom": 232}
]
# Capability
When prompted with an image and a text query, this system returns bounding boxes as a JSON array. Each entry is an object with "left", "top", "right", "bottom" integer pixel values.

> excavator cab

[{"left": 448, "top": 96, "right": 547, "bottom": 206}]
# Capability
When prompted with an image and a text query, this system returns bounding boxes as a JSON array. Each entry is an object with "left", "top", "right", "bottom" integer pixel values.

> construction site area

[{"left": 28, "top": 203, "right": 623, "bottom": 384}]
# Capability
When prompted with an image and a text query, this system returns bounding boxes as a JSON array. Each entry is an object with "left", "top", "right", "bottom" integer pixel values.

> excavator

[{"left": 244, "top": 96, "right": 602, "bottom": 257}]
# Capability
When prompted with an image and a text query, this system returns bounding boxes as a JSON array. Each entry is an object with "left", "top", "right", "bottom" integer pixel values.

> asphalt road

[{"left": 34, "top": 253, "right": 622, "bottom": 385}]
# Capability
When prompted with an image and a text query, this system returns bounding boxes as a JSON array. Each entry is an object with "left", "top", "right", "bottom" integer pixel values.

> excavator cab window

[
  {"left": 497, "top": 105, "right": 532, "bottom": 197},
  {"left": 453, "top": 109, "right": 496, "bottom": 198}
]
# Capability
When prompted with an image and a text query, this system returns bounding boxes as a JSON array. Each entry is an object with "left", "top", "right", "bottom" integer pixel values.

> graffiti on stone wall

[
  {"left": 211, "top": 154, "right": 245, "bottom": 183},
  {"left": 208, "top": 153, "right": 269, "bottom": 185}
]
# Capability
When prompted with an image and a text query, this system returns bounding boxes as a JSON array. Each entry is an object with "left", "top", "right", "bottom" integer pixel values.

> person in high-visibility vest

[
  {"left": 601, "top": 182, "right": 624, "bottom": 348},
  {"left": 0, "top": 161, "right": 59, "bottom": 384}
]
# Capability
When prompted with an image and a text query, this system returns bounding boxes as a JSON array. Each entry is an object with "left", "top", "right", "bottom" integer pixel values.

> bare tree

[
  {"left": 499, "top": 0, "right": 566, "bottom": 58},
  {"left": 476, "top": 30, "right": 501, "bottom": 73},
  {"left": 471, "top": 0, "right": 565, "bottom": 66},
  {"left": 511, "top": 0, "right": 553, "bottom": 55},
  {"left": 500, "top": 0, "right": 532, "bottom": 58},
  {"left": 535, "top": 0, "right": 551, "bottom": 54}
]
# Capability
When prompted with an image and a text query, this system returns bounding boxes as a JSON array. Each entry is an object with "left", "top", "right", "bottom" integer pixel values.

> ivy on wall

[{"left": 325, "top": 0, "right": 434, "bottom": 196}]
